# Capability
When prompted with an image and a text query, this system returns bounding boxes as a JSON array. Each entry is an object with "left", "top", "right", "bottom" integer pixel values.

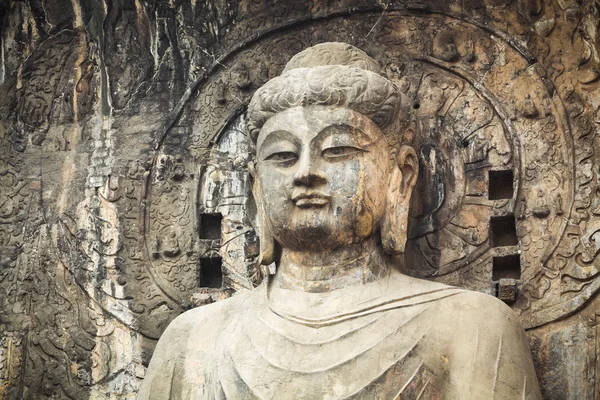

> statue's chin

[
  {"left": 273, "top": 224, "right": 345, "bottom": 252},
  {"left": 272, "top": 222, "right": 370, "bottom": 253},
  {"left": 269, "top": 209, "right": 372, "bottom": 252}
]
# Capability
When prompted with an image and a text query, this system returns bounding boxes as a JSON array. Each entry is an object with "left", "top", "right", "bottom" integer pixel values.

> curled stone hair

[{"left": 247, "top": 42, "right": 408, "bottom": 143}]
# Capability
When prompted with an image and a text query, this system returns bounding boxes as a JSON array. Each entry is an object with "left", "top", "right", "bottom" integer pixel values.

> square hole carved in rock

[
  {"left": 492, "top": 254, "right": 521, "bottom": 280},
  {"left": 488, "top": 170, "right": 514, "bottom": 200},
  {"left": 199, "top": 257, "right": 223, "bottom": 288},
  {"left": 490, "top": 215, "right": 518, "bottom": 247},
  {"left": 199, "top": 213, "right": 223, "bottom": 240}
]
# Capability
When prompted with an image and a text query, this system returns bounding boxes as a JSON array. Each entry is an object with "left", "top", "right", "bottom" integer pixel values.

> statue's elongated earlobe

[
  {"left": 257, "top": 196, "right": 276, "bottom": 266},
  {"left": 249, "top": 162, "right": 276, "bottom": 265},
  {"left": 381, "top": 167, "right": 407, "bottom": 254},
  {"left": 381, "top": 146, "right": 418, "bottom": 255}
]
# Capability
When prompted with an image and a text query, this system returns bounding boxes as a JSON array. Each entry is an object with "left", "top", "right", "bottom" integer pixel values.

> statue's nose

[{"left": 293, "top": 154, "right": 327, "bottom": 186}]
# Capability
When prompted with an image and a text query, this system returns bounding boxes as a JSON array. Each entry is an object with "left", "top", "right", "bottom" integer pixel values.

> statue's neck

[{"left": 271, "top": 238, "right": 391, "bottom": 293}]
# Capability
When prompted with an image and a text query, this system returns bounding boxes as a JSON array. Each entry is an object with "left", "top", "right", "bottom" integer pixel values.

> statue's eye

[
  {"left": 264, "top": 152, "right": 298, "bottom": 164},
  {"left": 322, "top": 146, "right": 362, "bottom": 158}
]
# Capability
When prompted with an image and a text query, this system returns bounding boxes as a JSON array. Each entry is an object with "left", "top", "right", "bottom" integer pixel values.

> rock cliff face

[{"left": 1, "top": 0, "right": 600, "bottom": 398}]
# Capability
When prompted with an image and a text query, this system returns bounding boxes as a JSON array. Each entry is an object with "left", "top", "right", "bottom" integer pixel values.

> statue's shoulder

[
  {"left": 392, "top": 275, "right": 518, "bottom": 326},
  {"left": 138, "top": 291, "right": 253, "bottom": 399},
  {"left": 161, "top": 290, "right": 251, "bottom": 345},
  {"left": 449, "top": 289, "right": 516, "bottom": 315},
  {"left": 434, "top": 289, "right": 542, "bottom": 399},
  {"left": 439, "top": 288, "right": 524, "bottom": 333}
]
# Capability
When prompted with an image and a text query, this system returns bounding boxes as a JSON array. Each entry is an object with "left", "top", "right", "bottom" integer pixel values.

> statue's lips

[{"left": 292, "top": 192, "right": 330, "bottom": 208}]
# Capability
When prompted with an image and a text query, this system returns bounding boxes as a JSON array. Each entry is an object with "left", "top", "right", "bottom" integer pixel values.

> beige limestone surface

[{"left": 139, "top": 43, "right": 541, "bottom": 400}]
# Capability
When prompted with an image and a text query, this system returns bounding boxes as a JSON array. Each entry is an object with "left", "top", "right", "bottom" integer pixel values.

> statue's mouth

[{"left": 292, "top": 192, "right": 330, "bottom": 208}]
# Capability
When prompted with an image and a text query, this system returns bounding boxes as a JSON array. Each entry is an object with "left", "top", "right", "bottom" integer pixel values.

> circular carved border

[
  {"left": 143, "top": 9, "right": 577, "bottom": 329},
  {"left": 51, "top": 6, "right": 585, "bottom": 336}
]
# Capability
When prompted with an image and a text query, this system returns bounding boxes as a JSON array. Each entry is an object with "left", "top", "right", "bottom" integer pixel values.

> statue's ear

[
  {"left": 381, "top": 145, "right": 419, "bottom": 255},
  {"left": 249, "top": 161, "right": 276, "bottom": 266}
]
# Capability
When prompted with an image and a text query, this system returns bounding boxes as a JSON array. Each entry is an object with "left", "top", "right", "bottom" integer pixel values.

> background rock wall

[{"left": 1, "top": 0, "right": 600, "bottom": 398}]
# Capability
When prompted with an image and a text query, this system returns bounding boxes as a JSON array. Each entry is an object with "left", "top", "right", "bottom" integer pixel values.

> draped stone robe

[{"left": 138, "top": 272, "right": 542, "bottom": 399}]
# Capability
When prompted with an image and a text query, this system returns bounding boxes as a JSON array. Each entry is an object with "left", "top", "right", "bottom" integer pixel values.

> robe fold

[{"left": 138, "top": 273, "right": 541, "bottom": 400}]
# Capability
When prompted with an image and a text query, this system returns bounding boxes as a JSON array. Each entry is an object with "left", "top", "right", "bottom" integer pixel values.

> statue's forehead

[{"left": 256, "top": 106, "right": 380, "bottom": 148}]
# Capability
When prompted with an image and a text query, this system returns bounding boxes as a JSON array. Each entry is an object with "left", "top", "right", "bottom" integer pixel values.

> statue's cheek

[
  {"left": 326, "top": 160, "right": 362, "bottom": 197},
  {"left": 323, "top": 159, "right": 373, "bottom": 239},
  {"left": 259, "top": 170, "right": 293, "bottom": 197},
  {"left": 356, "top": 158, "right": 388, "bottom": 237}
]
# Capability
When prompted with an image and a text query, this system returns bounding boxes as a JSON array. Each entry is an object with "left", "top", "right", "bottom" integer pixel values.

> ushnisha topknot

[
  {"left": 282, "top": 42, "right": 381, "bottom": 73},
  {"left": 247, "top": 42, "right": 405, "bottom": 142}
]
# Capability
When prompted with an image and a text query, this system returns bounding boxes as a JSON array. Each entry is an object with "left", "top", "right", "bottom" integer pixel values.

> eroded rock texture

[{"left": 0, "top": 0, "right": 599, "bottom": 398}]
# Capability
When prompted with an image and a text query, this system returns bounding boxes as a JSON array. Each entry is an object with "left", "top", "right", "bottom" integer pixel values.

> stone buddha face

[
  {"left": 248, "top": 42, "right": 418, "bottom": 268},
  {"left": 254, "top": 106, "right": 389, "bottom": 252}
]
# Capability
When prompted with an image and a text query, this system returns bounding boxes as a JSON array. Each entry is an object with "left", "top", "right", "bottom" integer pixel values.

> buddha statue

[{"left": 138, "top": 43, "right": 541, "bottom": 399}]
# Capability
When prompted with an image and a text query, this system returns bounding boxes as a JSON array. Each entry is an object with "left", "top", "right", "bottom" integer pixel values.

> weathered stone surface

[
  {"left": 0, "top": 1, "right": 599, "bottom": 399},
  {"left": 498, "top": 278, "right": 518, "bottom": 303},
  {"left": 139, "top": 42, "right": 541, "bottom": 399}
]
